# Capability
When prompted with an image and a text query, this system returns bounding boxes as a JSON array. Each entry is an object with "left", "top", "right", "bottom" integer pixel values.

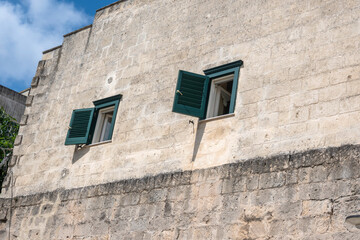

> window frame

[
  {"left": 204, "top": 65, "right": 241, "bottom": 119},
  {"left": 92, "top": 106, "right": 115, "bottom": 143},
  {"left": 90, "top": 96, "right": 121, "bottom": 144},
  {"left": 205, "top": 73, "right": 234, "bottom": 119},
  {"left": 65, "top": 94, "right": 122, "bottom": 146},
  {"left": 172, "top": 60, "right": 242, "bottom": 120}
]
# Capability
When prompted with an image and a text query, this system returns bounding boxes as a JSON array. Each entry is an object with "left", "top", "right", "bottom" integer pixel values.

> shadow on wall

[
  {"left": 192, "top": 122, "right": 206, "bottom": 162},
  {"left": 72, "top": 146, "right": 90, "bottom": 164}
]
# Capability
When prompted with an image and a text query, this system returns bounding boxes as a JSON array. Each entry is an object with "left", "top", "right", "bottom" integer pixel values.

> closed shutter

[
  {"left": 172, "top": 70, "right": 210, "bottom": 119},
  {"left": 65, "top": 108, "right": 95, "bottom": 145}
]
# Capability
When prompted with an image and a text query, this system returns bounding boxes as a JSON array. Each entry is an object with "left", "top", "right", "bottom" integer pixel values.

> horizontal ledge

[
  {"left": 199, "top": 113, "right": 235, "bottom": 123},
  {"left": 96, "top": 0, "right": 128, "bottom": 12},
  {"left": 203, "top": 60, "right": 243, "bottom": 75},
  {"left": 63, "top": 25, "right": 92, "bottom": 38},
  {"left": 42, "top": 45, "right": 62, "bottom": 54},
  {"left": 86, "top": 140, "right": 112, "bottom": 147},
  {"left": 19, "top": 88, "right": 30, "bottom": 94}
]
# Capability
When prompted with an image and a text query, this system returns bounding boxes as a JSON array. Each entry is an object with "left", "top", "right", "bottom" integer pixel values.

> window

[
  {"left": 206, "top": 74, "right": 234, "bottom": 118},
  {"left": 65, "top": 94, "right": 122, "bottom": 145},
  {"left": 172, "top": 60, "right": 242, "bottom": 119},
  {"left": 92, "top": 106, "right": 114, "bottom": 143}
]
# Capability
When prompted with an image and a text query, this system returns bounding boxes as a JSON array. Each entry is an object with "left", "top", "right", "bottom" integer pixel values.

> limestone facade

[
  {"left": 0, "top": 0, "right": 360, "bottom": 238},
  {"left": 1, "top": 0, "right": 359, "bottom": 197}
]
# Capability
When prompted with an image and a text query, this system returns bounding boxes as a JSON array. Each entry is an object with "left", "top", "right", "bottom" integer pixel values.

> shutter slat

[
  {"left": 179, "top": 90, "right": 204, "bottom": 101},
  {"left": 180, "top": 82, "right": 204, "bottom": 91},
  {"left": 178, "top": 99, "right": 202, "bottom": 108}
]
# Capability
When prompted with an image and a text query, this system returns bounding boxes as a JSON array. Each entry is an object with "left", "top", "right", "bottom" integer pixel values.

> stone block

[
  {"left": 154, "top": 174, "right": 173, "bottom": 189},
  {"left": 259, "top": 172, "right": 285, "bottom": 189},
  {"left": 19, "top": 115, "right": 28, "bottom": 126},
  {"left": 120, "top": 193, "right": 140, "bottom": 206},
  {"left": 31, "top": 77, "right": 40, "bottom": 88},
  {"left": 328, "top": 157, "right": 360, "bottom": 180},
  {"left": 221, "top": 179, "right": 235, "bottom": 194},
  {"left": 248, "top": 220, "right": 269, "bottom": 239},
  {"left": 35, "top": 60, "right": 46, "bottom": 76},
  {"left": 301, "top": 200, "right": 332, "bottom": 216},
  {"left": 140, "top": 189, "right": 167, "bottom": 204},
  {"left": 0, "top": 230, "right": 6, "bottom": 240},
  {"left": 309, "top": 99, "right": 339, "bottom": 119},
  {"left": 8, "top": 155, "right": 18, "bottom": 167},
  {"left": 281, "top": 185, "right": 301, "bottom": 203},
  {"left": 285, "top": 169, "right": 298, "bottom": 185},
  {"left": 298, "top": 167, "right": 311, "bottom": 183},
  {"left": 0, "top": 209, "right": 7, "bottom": 222},
  {"left": 40, "top": 204, "right": 53, "bottom": 214},
  {"left": 232, "top": 176, "right": 247, "bottom": 193},
  {"left": 198, "top": 182, "right": 221, "bottom": 197},
  {"left": 14, "top": 135, "right": 23, "bottom": 146},
  {"left": 167, "top": 185, "right": 190, "bottom": 201},
  {"left": 309, "top": 165, "right": 329, "bottom": 183},
  {"left": 246, "top": 174, "right": 259, "bottom": 191},
  {"left": 1, "top": 175, "right": 10, "bottom": 189},
  {"left": 25, "top": 95, "right": 34, "bottom": 106}
]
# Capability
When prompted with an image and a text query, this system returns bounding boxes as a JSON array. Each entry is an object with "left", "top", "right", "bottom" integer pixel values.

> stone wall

[
  {"left": 0, "top": 85, "right": 26, "bottom": 123},
  {"left": 3, "top": 0, "right": 360, "bottom": 198},
  {"left": 1, "top": 144, "right": 359, "bottom": 239}
]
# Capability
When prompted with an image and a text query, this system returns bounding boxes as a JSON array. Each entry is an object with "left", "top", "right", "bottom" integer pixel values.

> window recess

[
  {"left": 172, "top": 60, "right": 243, "bottom": 120},
  {"left": 65, "top": 94, "right": 122, "bottom": 145}
]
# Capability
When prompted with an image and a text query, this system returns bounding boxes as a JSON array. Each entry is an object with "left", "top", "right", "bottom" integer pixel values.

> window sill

[
  {"left": 87, "top": 140, "right": 112, "bottom": 147},
  {"left": 199, "top": 113, "right": 235, "bottom": 123}
]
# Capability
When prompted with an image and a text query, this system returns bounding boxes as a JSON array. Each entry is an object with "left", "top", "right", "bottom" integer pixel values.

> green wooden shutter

[
  {"left": 172, "top": 70, "right": 210, "bottom": 119},
  {"left": 65, "top": 108, "right": 95, "bottom": 145}
]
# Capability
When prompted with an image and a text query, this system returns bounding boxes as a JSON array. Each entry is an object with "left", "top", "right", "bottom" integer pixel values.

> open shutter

[
  {"left": 172, "top": 70, "right": 210, "bottom": 119},
  {"left": 65, "top": 108, "right": 95, "bottom": 145}
]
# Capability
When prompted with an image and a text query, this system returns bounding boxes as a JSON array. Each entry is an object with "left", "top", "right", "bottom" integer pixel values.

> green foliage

[{"left": 0, "top": 107, "right": 19, "bottom": 190}]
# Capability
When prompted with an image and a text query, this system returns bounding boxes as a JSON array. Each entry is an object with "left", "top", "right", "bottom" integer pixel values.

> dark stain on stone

[{"left": 164, "top": 201, "right": 172, "bottom": 217}]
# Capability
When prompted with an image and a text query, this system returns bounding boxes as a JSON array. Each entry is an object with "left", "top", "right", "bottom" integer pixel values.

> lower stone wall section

[{"left": 1, "top": 145, "right": 360, "bottom": 239}]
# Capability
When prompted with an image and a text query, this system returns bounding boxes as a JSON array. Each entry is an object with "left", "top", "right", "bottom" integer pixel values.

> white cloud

[{"left": 0, "top": 0, "right": 90, "bottom": 90}]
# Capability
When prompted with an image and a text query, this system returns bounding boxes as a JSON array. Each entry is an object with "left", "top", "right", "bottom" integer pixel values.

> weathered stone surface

[
  {"left": 1, "top": 145, "right": 359, "bottom": 239},
  {"left": 19, "top": 114, "right": 28, "bottom": 126},
  {"left": 1, "top": 0, "right": 359, "bottom": 238},
  {"left": 0, "top": 85, "right": 26, "bottom": 123},
  {"left": 0, "top": 209, "right": 7, "bottom": 221},
  {"left": 30, "top": 77, "right": 39, "bottom": 88},
  {"left": 13, "top": 135, "right": 22, "bottom": 146},
  {"left": 5, "top": 0, "right": 360, "bottom": 198},
  {"left": 24, "top": 95, "right": 33, "bottom": 106}
]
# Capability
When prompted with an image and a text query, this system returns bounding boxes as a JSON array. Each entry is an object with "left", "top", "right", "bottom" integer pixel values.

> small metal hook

[{"left": 176, "top": 90, "right": 183, "bottom": 95}]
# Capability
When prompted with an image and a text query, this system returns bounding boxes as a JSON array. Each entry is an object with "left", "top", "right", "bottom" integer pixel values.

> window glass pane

[
  {"left": 216, "top": 80, "right": 232, "bottom": 116},
  {"left": 100, "top": 113, "right": 113, "bottom": 141},
  {"left": 206, "top": 75, "right": 233, "bottom": 118}
]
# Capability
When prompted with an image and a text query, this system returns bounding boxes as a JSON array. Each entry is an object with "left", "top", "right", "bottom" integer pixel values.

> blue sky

[{"left": 0, "top": 0, "right": 117, "bottom": 92}]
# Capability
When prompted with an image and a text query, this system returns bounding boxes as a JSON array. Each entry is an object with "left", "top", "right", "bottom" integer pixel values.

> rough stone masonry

[
  {"left": 0, "top": 145, "right": 359, "bottom": 239},
  {"left": 1, "top": 0, "right": 360, "bottom": 239}
]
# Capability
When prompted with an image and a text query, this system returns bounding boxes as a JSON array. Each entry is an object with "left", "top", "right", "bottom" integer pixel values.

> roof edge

[
  {"left": 96, "top": 0, "right": 128, "bottom": 12},
  {"left": 63, "top": 24, "right": 92, "bottom": 38},
  {"left": 19, "top": 88, "right": 31, "bottom": 94},
  {"left": 42, "top": 45, "right": 62, "bottom": 54}
]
